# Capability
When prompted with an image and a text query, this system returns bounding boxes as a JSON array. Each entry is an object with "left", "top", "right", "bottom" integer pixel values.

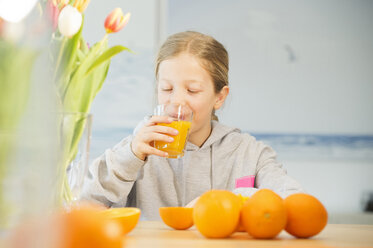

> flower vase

[{"left": 58, "top": 112, "right": 92, "bottom": 205}]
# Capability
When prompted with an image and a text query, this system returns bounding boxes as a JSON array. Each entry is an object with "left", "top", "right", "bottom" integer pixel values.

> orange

[
  {"left": 101, "top": 207, "right": 141, "bottom": 235},
  {"left": 241, "top": 189, "right": 287, "bottom": 239},
  {"left": 7, "top": 204, "right": 123, "bottom": 248},
  {"left": 236, "top": 194, "right": 250, "bottom": 232},
  {"left": 56, "top": 205, "right": 124, "bottom": 248},
  {"left": 159, "top": 207, "right": 193, "bottom": 230},
  {"left": 284, "top": 193, "right": 328, "bottom": 238},
  {"left": 7, "top": 217, "right": 48, "bottom": 248},
  {"left": 193, "top": 190, "right": 241, "bottom": 238}
]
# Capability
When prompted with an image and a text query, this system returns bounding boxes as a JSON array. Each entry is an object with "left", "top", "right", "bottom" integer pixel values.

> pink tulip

[
  {"left": 47, "top": 0, "right": 60, "bottom": 30},
  {"left": 0, "top": 18, "right": 4, "bottom": 36},
  {"left": 104, "top": 8, "right": 130, "bottom": 33}
]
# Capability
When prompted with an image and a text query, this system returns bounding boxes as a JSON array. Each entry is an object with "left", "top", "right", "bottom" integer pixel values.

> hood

[{"left": 186, "top": 120, "right": 241, "bottom": 151}]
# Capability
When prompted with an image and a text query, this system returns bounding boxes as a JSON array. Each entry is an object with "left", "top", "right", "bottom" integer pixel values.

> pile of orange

[{"left": 159, "top": 189, "right": 328, "bottom": 240}]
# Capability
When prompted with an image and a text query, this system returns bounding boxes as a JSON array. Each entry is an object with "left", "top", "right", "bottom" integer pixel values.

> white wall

[
  {"left": 168, "top": 0, "right": 373, "bottom": 217},
  {"left": 82, "top": 0, "right": 157, "bottom": 50},
  {"left": 84, "top": 0, "right": 158, "bottom": 133},
  {"left": 285, "top": 159, "right": 373, "bottom": 214},
  {"left": 168, "top": 0, "right": 373, "bottom": 135}
]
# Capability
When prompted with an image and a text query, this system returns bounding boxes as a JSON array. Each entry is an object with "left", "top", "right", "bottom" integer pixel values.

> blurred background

[{"left": 83, "top": 0, "right": 373, "bottom": 223}]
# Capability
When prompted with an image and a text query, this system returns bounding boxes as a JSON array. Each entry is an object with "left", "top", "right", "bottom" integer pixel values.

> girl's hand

[{"left": 131, "top": 115, "right": 178, "bottom": 161}]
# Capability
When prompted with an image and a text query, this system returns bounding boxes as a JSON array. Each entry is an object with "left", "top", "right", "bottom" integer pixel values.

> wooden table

[{"left": 125, "top": 221, "right": 373, "bottom": 248}]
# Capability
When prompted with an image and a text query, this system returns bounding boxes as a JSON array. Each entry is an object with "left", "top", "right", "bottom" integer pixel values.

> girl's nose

[{"left": 169, "top": 88, "right": 186, "bottom": 105}]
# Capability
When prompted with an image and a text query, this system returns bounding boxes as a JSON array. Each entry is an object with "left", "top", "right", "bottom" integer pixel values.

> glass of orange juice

[{"left": 153, "top": 104, "right": 193, "bottom": 158}]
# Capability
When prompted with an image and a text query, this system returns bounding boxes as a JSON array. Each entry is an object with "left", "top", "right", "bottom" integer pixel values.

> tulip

[
  {"left": 0, "top": 18, "right": 4, "bottom": 36},
  {"left": 47, "top": 0, "right": 60, "bottom": 30},
  {"left": 73, "top": 0, "right": 90, "bottom": 13},
  {"left": 58, "top": 5, "right": 82, "bottom": 37},
  {"left": 104, "top": 8, "right": 130, "bottom": 33},
  {"left": 52, "top": 0, "right": 68, "bottom": 10}
]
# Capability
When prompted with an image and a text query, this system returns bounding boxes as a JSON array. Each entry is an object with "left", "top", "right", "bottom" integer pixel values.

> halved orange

[
  {"left": 101, "top": 207, "right": 141, "bottom": 235},
  {"left": 159, "top": 207, "right": 194, "bottom": 230}
]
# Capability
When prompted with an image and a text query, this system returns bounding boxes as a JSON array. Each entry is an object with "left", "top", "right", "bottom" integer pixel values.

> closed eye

[
  {"left": 161, "top": 88, "right": 172, "bottom": 91},
  {"left": 188, "top": 89, "right": 199, "bottom": 94}
]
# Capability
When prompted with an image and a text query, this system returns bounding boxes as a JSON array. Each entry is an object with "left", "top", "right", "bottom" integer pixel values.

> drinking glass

[{"left": 153, "top": 104, "right": 193, "bottom": 158}]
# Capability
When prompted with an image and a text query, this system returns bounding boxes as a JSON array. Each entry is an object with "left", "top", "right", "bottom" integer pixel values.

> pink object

[{"left": 235, "top": 175, "right": 255, "bottom": 188}]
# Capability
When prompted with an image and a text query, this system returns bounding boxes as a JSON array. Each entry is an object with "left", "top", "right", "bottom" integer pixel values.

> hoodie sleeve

[
  {"left": 254, "top": 142, "right": 304, "bottom": 198},
  {"left": 80, "top": 135, "right": 145, "bottom": 207}
]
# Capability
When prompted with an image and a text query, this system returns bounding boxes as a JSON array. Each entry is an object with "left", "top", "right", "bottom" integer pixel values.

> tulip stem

[
  {"left": 54, "top": 37, "right": 67, "bottom": 81},
  {"left": 100, "top": 33, "right": 109, "bottom": 46},
  {"left": 93, "top": 34, "right": 108, "bottom": 55}
]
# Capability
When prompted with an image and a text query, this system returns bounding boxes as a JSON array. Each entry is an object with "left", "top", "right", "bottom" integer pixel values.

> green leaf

[
  {"left": 56, "top": 27, "right": 82, "bottom": 78},
  {"left": 85, "top": 45, "right": 132, "bottom": 76},
  {"left": 62, "top": 59, "right": 110, "bottom": 113},
  {"left": 90, "top": 59, "right": 110, "bottom": 99},
  {"left": 60, "top": 38, "right": 108, "bottom": 102},
  {"left": 76, "top": 48, "right": 85, "bottom": 63},
  {"left": 80, "top": 37, "right": 89, "bottom": 55}
]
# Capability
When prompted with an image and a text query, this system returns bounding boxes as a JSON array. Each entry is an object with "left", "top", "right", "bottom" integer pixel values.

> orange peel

[
  {"left": 159, "top": 207, "right": 194, "bottom": 230},
  {"left": 101, "top": 207, "right": 141, "bottom": 235}
]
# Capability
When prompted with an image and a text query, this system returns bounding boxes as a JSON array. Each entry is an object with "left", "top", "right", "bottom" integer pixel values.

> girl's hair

[{"left": 155, "top": 31, "right": 229, "bottom": 120}]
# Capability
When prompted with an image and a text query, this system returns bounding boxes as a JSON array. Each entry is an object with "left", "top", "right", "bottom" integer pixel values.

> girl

[{"left": 81, "top": 31, "right": 303, "bottom": 220}]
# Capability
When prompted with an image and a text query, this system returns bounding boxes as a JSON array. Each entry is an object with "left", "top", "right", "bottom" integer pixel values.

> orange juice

[{"left": 154, "top": 120, "right": 191, "bottom": 158}]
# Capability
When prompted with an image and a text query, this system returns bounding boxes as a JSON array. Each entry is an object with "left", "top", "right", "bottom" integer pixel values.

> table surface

[{"left": 125, "top": 221, "right": 373, "bottom": 248}]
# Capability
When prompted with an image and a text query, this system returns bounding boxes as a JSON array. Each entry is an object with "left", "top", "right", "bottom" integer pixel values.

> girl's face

[{"left": 157, "top": 52, "right": 228, "bottom": 146}]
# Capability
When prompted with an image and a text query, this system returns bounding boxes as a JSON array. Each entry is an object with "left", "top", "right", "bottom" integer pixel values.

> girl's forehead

[
  {"left": 158, "top": 53, "right": 212, "bottom": 83},
  {"left": 159, "top": 53, "right": 203, "bottom": 69}
]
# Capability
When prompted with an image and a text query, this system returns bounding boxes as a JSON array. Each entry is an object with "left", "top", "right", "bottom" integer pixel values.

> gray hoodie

[{"left": 81, "top": 120, "right": 304, "bottom": 220}]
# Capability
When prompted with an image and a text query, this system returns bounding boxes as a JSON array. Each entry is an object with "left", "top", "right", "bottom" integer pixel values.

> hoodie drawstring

[{"left": 210, "top": 145, "right": 213, "bottom": 190}]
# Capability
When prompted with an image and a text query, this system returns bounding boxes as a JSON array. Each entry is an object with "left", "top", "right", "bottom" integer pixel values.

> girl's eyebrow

[
  {"left": 159, "top": 78, "right": 204, "bottom": 86},
  {"left": 159, "top": 78, "right": 171, "bottom": 81},
  {"left": 185, "top": 80, "right": 204, "bottom": 89},
  {"left": 184, "top": 79, "right": 203, "bottom": 84}
]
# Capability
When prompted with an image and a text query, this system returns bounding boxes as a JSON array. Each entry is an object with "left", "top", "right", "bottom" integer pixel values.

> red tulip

[{"left": 104, "top": 8, "right": 130, "bottom": 33}]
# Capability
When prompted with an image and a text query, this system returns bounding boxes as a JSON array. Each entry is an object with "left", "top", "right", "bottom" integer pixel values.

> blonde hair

[{"left": 155, "top": 31, "right": 229, "bottom": 121}]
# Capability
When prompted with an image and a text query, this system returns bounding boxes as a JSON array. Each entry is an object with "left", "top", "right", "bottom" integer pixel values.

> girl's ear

[{"left": 214, "top": 86, "right": 229, "bottom": 110}]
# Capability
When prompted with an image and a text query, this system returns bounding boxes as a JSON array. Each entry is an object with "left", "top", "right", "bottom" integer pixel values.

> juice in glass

[
  {"left": 153, "top": 104, "right": 193, "bottom": 159},
  {"left": 154, "top": 120, "right": 191, "bottom": 158}
]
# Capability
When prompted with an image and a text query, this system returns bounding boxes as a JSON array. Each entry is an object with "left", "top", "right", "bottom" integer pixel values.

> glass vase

[{"left": 58, "top": 112, "right": 92, "bottom": 205}]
